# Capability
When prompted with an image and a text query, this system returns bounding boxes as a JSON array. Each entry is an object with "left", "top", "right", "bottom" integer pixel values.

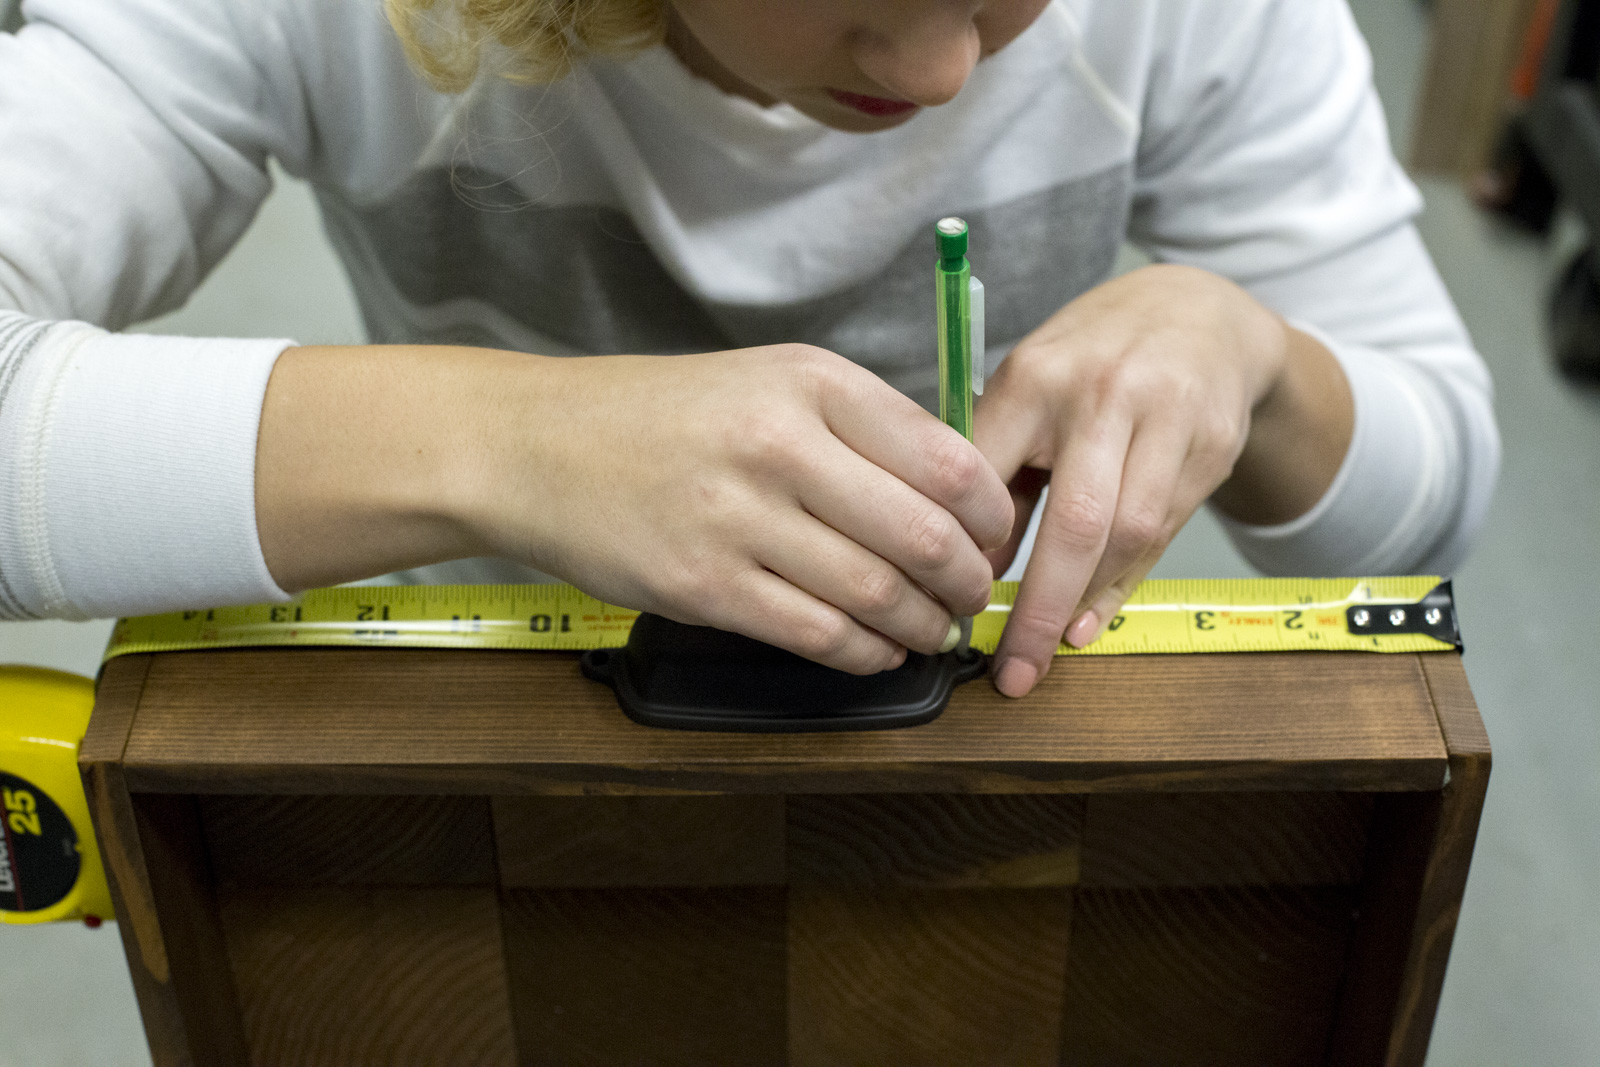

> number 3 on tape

[{"left": 105, "top": 577, "right": 1459, "bottom": 661}]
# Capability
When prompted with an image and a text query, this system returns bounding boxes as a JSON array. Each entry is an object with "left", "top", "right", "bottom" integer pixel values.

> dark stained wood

[
  {"left": 129, "top": 795, "right": 251, "bottom": 1066},
  {"left": 220, "top": 886, "right": 516, "bottom": 1067},
  {"left": 1059, "top": 886, "right": 1358, "bottom": 1067},
  {"left": 788, "top": 794, "right": 1083, "bottom": 887},
  {"left": 82, "top": 654, "right": 151, "bottom": 764},
  {"left": 82, "top": 657, "right": 250, "bottom": 1067},
  {"left": 1421, "top": 654, "right": 1493, "bottom": 758},
  {"left": 201, "top": 795, "right": 495, "bottom": 887},
  {"left": 1326, "top": 792, "right": 1441, "bottom": 1067},
  {"left": 493, "top": 795, "right": 785, "bottom": 887},
  {"left": 81, "top": 658, "right": 156, "bottom": 992},
  {"left": 116, "top": 650, "right": 1448, "bottom": 795},
  {"left": 83, "top": 760, "right": 188, "bottom": 1065},
  {"left": 789, "top": 887, "right": 1073, "bottom": 1066},
  {"left": 1079, "top": 792, "right": 1374, "bottom": 886},
  {"left": 1393, "top": 656, "right": 1493, "bottom": 1064},
  {"left": 500, "top": 887, "right": 787, "bottom": 1067},
  {"left": 1326, "top": 655, "right": 1493, "bottom": 1067},
  {"left": 88, "top": 645, "right": 1489, "bottom": 1067}
]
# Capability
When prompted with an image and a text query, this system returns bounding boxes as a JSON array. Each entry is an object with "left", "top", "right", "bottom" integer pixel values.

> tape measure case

[{"left": 0, "top": 666, "right": 112, "bottom": 925}]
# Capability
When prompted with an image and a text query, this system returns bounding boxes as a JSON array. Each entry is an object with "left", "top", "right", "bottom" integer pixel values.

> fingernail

[
  {"left": 1066, "top": 611, "right": 1101, "bottom": 649},
  {"left": 994, "top": 658, "right": 1037, "bottom": 698},
  {"left": 938, "top": 619, "right": 962, "bottom": 654}
]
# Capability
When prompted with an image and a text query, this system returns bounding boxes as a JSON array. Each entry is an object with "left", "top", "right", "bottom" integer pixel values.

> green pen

[
  {"left": 935, "top": 217, "right": 985, "bottom": 655},
  {"left": 935, "top": 217, "right": 985, "bottom": 441}
]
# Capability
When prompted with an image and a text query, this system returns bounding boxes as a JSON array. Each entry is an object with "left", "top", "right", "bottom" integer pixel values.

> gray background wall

[{"left": 1, "top": 2, "right": 1598, "bottom": 1064}]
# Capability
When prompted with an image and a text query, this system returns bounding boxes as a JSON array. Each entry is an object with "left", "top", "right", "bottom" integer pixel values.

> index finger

[
  {"left": 992, "top": 423, "right": 1131, "bottom": 698},
  {"left": 820, "top": 373, "right": 1013, "bottom": 552}
]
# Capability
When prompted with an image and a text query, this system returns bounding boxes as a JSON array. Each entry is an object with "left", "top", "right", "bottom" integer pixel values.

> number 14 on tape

[{"left": 106, "top": 576, "right": 1459, "bottom": 661}]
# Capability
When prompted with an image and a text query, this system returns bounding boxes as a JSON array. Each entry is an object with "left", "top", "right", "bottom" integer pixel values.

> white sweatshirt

[{"left": 0, "top": 0, "right": 1499, "bottom": 619}]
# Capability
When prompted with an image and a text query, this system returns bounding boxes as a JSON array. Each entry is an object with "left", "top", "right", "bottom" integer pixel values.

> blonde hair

[{"left": 386, "top": 0, "right": 667, "bottom": 92}]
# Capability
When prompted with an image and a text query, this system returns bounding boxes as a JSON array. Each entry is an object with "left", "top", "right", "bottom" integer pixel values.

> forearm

[
  {"left": 265, "top": 341, "right": 1011, "bottom": 675},
  {"left": 255, "top": 343, "right": 549, "bottom": 591},
  {"left": 1210, "top": 326, "right": 1354, "bottom": 526}
]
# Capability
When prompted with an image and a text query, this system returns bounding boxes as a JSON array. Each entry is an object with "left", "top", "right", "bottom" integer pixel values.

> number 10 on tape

[{"left": 106, "top": 576, "right": 1459, "bottom": 661}]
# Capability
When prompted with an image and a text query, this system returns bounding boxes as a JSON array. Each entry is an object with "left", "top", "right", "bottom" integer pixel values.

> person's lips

[{"left": 827, "top": 89, "right": 918, "bottom": 117}]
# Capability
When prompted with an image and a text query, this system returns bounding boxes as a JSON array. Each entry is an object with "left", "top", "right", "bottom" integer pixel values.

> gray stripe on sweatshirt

[{"left": 318, "top": 163, "right": 1131, "bottom": 413}]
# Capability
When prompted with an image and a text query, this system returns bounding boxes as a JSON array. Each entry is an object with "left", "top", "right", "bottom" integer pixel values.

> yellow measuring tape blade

[
  {"left": 973, "top": 575, "right": 1455, "bottom": 655},
  {"left": 104, "top": 576, "right": 1457, "bottom": 661}
]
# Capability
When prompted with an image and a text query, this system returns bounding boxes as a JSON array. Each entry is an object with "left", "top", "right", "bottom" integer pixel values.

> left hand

[{"left": 974, "top": 263, "right": 1343, "bottom": 698}]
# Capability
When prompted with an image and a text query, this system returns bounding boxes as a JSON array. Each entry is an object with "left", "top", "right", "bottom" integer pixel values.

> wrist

[
  {"left": 1238, "top": 291, "right": 1296, "bottom": 412},
  {"left": 256, "top": 344, "right": 529, "bottom": 590},
  {"left": 439, "top": 348, "right": 579, "bottom": 566},
  {"left": 1213, "top": 325, "right": 1354, "bottom": 525}
]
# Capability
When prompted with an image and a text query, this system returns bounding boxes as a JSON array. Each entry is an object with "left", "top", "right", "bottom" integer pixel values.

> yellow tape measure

[
  {"left": 0, "top": 668, "right": 113, "bottom": 927},
  {"left": 2, "top": 576, "right": 1457, "bottom": 925},
  {"left": 104, "top": 576, "right": 1459, "bottom": 661}
]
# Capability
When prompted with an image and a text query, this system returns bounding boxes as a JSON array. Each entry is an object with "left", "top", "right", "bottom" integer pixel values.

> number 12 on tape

[{"left": 106, "top": 577, "right": 1459, "bottom": 661}]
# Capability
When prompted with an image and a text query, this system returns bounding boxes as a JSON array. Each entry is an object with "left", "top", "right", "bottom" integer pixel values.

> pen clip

[{"left": 969, "top": 276, "right": 985, "bottom": 396}]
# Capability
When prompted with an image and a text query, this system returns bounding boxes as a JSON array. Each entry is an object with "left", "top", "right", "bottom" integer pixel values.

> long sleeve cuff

[
  {"left": 0, "top": 312, "right": 291, "bottom": 619},
  {"left": 1216, "top": 321, "right": 1484, "bottom": 577}
]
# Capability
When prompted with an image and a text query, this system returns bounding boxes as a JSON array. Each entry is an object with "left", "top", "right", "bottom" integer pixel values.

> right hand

[
  {"left": 258, "top": 341, "right": 1013, "bottom": 676},
  {"left": 469, "top": 344, "right": 1014, "bottom": 674}
]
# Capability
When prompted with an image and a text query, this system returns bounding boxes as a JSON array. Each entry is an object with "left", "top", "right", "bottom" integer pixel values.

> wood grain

[
  {"left": 1059, "top": 886, "right": 1358, "bottom": 1067},
  {"left": 788, "top": 794, "right": 1083, "bottom": 887},
  {"left": 117, "top": 650, "right": 1448, "bottom": 795},
  {"left": 81, "top": 658, "right": 164, "bottom": 987},
  {"left": 201, "top": 795, "right": 495, "bottom": 887},
  {"left": 1325, "top": 655, "right": 1492, "bottom": 1067},
  {"left": 82, "top": 654, "right": 151, "bottom": 764},
  {"left": 499, "top": 887, "right": 786, "bottom": 1067},
  {"left": 1392, "top": 656, "right": 1492, "bottom": 1065},
  {"left": 219, "top": 887, "right": 516, "bottom": 1067},
  {"left": 125, "top": 795, "right": 251, "bottom": 1066},
  {"left": 789, "top": 887, "right": 1072, "bottom": 1067},
  {"left": 90, "top": 647, "right": 1487, "bottom": 1067},
  {"left": 84, "top": 763, "right": 192, "bottom": 1059},
  {"left": 1079, "top": 792, "right": 1373, "bottom": 887},
  {"left": 82, "top": 660, "right": 250, "bottom": 1067},
  {"left": 1421, "top": 654, "right": 1493, "bottom": 759},
  {"left": 493, "top": 795, "right": 785, "bottom": 887}
]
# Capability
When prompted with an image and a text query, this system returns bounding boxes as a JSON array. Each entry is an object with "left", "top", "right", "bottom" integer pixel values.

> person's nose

[{"left": 850, "top": 6, "right": 982, "bottom": 108}]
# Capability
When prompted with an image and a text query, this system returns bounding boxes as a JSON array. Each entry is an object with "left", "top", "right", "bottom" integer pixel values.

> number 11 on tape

[{"left": 106, "top": 577, "right": 1458, "bottom": 661}]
